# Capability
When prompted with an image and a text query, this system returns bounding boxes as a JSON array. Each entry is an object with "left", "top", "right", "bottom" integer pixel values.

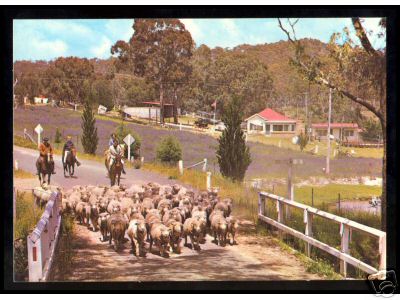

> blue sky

[{"left": 13, "top": 18, "right": 385, "bottom": 61}]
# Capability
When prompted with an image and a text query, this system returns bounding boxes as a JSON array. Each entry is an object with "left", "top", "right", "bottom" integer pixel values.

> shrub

[
  {"left": 54, "top": 127, "right": 62, "bottom": 144},
  {"left": 298, "top": 130, "right": 308, "bottom": 151},
  {"left": 81, "top": 100, "right": 99, "bottom": 154},
  {"left": 133, "top": 159, "right": 142, "bottom": 169},
  {"left": 156, "top": 136, "right": 182, "bottom": 164},
  {"left": 361, "top": 118, "right": 382, "bottom": 142},
  {"left": 115, "top": 122, "right": 142, "bottom": 159}
]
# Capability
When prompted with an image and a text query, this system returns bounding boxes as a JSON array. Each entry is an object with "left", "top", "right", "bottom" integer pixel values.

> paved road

[
  {"left": 14, "top": 145, "right": 322, "bottom": 281},
  {"left": 13, "top": 146, "right": 181, "bottom": 189}
]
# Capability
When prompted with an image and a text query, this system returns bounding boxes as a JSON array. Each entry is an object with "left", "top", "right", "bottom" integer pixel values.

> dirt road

[{"left": 14, "top": 145, "right": 323, "bottom": 281}]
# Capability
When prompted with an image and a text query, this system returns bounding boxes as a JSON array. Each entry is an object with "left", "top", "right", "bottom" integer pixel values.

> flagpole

[{"left": 213, "top": 100, "right": 217, "bottom": 124}]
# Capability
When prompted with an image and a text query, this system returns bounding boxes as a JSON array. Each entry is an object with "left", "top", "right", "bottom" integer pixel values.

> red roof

[
  {"left": 254, "top": 108, "right": 295, "bottom": 122},
  {"left": 142, "top": 101, "right": 173, "bottom": 106},
  {"left": 312, "top": 123, "right": 359, "bottom": 129}
]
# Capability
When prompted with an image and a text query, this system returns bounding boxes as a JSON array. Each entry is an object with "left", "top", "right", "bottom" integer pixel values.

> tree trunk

[
  {"left": 173, "top": 89, "right": 178, "bottom": 124},
  {"left": 381, "top": 121, "right": 386, "bottom": 232},
  {"left": 159, "top": 82, "right": 164, "bottom": 124}
]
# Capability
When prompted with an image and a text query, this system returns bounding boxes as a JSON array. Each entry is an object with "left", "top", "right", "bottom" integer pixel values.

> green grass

[
  {"left": 247, "top": 135, "right": 383, "bottom": 159},
  {"left": 272, "top": 184, "right": 382, "bottom": 206},
  {"left": 14, "top": 168, "right": 35, "bottom": 179}
]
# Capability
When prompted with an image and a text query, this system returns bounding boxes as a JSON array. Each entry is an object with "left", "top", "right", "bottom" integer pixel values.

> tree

[
  {"left": 114, "top": 122, "right": 142, "bottom": 159},
  {"left": 54, "top": 128, "right": 62, "bottom": 145},
  {"left": 216, "top": 95, "right": 251, "bottom": 182},
  {"left": 156, "top": 136, "right": 182, "bottom": 164},
  {"left": 81, "top": 100, "right": 99, "bottom": 154},
  {"left": 278, "top": 18, "right": 387, "bottom": 229},
  {"left": 111, "top": 19, "right": 193, "bottom": 124},
  {"left": 298, "top": 130, "right": 308, "bottom": 151}
]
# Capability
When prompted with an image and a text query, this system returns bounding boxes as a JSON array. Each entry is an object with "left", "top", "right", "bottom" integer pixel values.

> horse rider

[
  {"left": 62, "top": 135, "right": 81, "bottom": 167},
  {"left": 109, "top": 133, "right": 117, "bottom": 147},
  {"left": 109, "top": 138, "right": 126, "bottom": 174},
  {"left": 38, "top": 137, "right": 56, "bottom": 174}
]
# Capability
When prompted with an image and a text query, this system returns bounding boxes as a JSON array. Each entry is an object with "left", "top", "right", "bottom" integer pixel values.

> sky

[{"left": 13, "top": 18, "right": 385, "bottom": 62}]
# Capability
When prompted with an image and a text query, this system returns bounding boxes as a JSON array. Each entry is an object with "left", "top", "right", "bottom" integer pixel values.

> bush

[
  {"left": 156, "top": 136, "right": 182, "bottom": 164},
  {"left": 133, "top": 159, "right": 142, "bottom": 169},
  {"left": 81, "top": 100, "right": 99, "bottom": 154},
  {"left": 54, "top": 127, "right": 62, "bottom": 144},
  {"left": 298, "top": 131, "right": 308, "bottom": 151},
  {"left": 361, "top": 118, "right": 382, "bottom": 142},
  {"left": 115, "top": 122, "right": 142, "bottom": 159}
]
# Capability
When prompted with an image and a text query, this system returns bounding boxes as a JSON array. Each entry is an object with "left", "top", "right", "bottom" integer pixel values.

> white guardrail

[
  {"left": 258, "top": 192, "right": 386, "bottom": 278},
  {"left": 27, "top": 191, "right": 62, "bottom": 282}
]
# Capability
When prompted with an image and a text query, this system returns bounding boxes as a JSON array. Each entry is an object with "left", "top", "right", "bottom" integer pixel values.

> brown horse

[
  {"left": 63, "top": 150, "right": 76, "bottom": 177},
  {"left": 36, "top": 153, "right": 54, "bottom": 185},
  {"left": 109, "top": 153, "right": 123, "bottom": 186}
]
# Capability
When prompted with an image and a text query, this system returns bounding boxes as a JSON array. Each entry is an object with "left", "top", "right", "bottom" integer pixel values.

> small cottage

[
  {"left": 311, "top": 123, "right": 361, "bottom": 142},
  {"left": 245, "top": 108, "right": 297, "bottom": 136}
]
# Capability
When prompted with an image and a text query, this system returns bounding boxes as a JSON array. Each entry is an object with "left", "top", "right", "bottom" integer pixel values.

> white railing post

[
  {"left": 379, "top": 234, "right": 387, "bottom": 272},
  {"left": 206, "top": 172, "right": 212, "bottom": 191},
  {"left": 178, "top": 160, "right": 183, "bottom": 175},
  {"left": 258, "top": 193, "right": 265, "bottom": 216},
  {"left": 27, "top": 236, "right": 43, "bottom": 282},
  {"left": 202, "top": 158, "right": 207, "bottom": 172},
  {"left": 340, "top": 223, "right": 350, "bottom": 277},
  {"left": 304, "top": 209, "right": 313, "bottom": 257}
]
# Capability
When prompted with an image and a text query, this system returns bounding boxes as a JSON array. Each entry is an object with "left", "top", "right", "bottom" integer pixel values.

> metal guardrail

[
  {"left": 27, "top": 191, "right": 62, "bottom": 282},
  {"left": 258, "top": 192, "right": 386, "bottom": 278}
]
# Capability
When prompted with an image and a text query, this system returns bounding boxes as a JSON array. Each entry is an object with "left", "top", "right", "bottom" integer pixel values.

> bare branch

[
  {"left": 352, "top": 18, "right": 378, "bottom": 56},
  {"left": 277, "top": 18, "right": 295, "bottom": 43}
]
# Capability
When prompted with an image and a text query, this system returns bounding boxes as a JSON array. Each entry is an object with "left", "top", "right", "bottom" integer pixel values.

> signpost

[
  {"left": 34, "top": 124, "right": 43, "bottom": 147},
  {"left": 123, "top": 134, "right": 135, "bottom": 161}
]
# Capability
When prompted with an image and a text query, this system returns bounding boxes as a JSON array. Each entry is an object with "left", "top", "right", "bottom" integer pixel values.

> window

[
  {"left": 250, "top": 123, "right": 263, "bottom": 131},
  {"left": 284, "top": 125, "right": 289, "bottom": 131},
  {"left": 316, "top": 129, "right": 327, "bottom": 136},
  {"left": 344, "top": 130, "right": 354, "bottom": 137},
  {"left": 273, "top": 124, "right": 283, "bottom": 131}
]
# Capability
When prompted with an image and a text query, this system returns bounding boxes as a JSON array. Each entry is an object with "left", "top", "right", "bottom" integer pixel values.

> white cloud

[
  {"left": 180, "top": 19, "right": 204, "bottom": 43},
  {"left": 220, "top": 19, "right": 239, "bottom": 37},
  {"left": 90, "top": 36, "right": 113, "bottom": 59},
  {"left": 105, "top": 19, "right": 134, "bottom": 41}
]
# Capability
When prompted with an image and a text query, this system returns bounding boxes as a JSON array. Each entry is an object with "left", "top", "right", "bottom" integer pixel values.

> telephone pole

[{"left": 326, "top": 88, "right": 332, "bottom": 174}]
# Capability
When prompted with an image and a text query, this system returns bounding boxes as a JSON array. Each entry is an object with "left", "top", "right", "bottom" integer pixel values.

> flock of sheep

[{"left": 56, "top": 183, "right": 238, "bottom": 257}]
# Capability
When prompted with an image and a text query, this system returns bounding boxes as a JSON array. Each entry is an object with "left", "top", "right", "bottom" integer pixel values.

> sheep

[
  {"left": 165, "top": 219, "right": 183, "bottom": 253},
  {"left": 120, "top": 197, "right": 134, "bottom": 215},
  {"left": 221, "top": 198, "right": 233, "bottom": 217},
  {"left": 183, "top": 217, "right": 202, "bottom": 250},
  {"left": 192, "top": 210, "right": 207, "bottom": 243},
  {"left": 171, "top": 196, "right": 180, "bottom": 208},
  {"left": 162, "top": 208, "right": 183, "bottom": 224},
  {"left": 32, "top": 187, "right": 51, "bottom": 208},
  {"left": 98, "top": 212, "right": 110, "bottom": 242},
  {"left": 90, "top": 204, "right": 99, "bottom": 232},
  {"left": 62, "top": 197, "right": 74, "bottom": 215},
  {"left": 149, "top": 222, "right": 170, "bottom": 257},
  {"left": 91, "top": 186, "right": 105, "bottom": 197},
  {"left": 107, "top": 199, "right": 121, "bottom": 214},
  {"left": 214, "top": 201, "right": 229, "bottom": 217},
  {"left": 84, "top": 203, "right": 91, "bottom": 227},
  {"left": 225, "top": 216, "right": 239, "bottom": 245},
  {"left": 151, "top": 195, "right": 162, "bottom": 209},
  {"left": 141, "top": 198, "right": 155, "bottom": 216},
  {"left": 127, "top": 218, "right": 147, "bottom": 257},
  {"left": 98, "top": 198, "right": 109, "bottom": 213},
  {"left": 145, "top": 210, "right": 161, "bottom": 241},
  {"left": 88, "top": 194, "right": 98, "bottom": 205},
  {"left": 157, "top": 199, "right": 171, "bottom": 218},
  {"left": 107, "top": 212, "right": 127, "bottom": 251},
  {"left": 172, "top": 184, "right": 181, "bottom": 195},
  {"left": 75, "top": 201, "right": 87, "bottom": 225},
  {"left": 110, "top": 185, "right": 120, "bottom": 192},
  {"left": 129, "top": 211, "right": 145, "bottom": 221},
  {"left": 211, "top": 214, "right": 228, "bottom": 246},
  {"left": 177, "top": 205, "right": 191, "bottom": 223}
]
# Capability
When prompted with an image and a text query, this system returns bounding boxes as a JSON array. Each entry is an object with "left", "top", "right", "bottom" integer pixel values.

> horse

[
  {"left": 109, "top": 153, "right": 123, "bottom": 186},
  {"left": 36, "top": 153, "right": 54, "bottom": 185},
  {"left": 63, "top": 150, "right": 76, "bottom": 177}
]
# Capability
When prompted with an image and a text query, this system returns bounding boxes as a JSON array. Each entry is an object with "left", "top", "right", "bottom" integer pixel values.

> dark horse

[
  {"left": 109, "top": 154, "right": 123, "bottom": 186},
  {"left": 36, "top": 154, "right": 54, "bottom": 185},
  {"left": 63, "top": 150, "right": 76, "bottom": 177}
]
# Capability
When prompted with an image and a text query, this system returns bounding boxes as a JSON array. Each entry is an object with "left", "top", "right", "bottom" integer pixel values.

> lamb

[
  {"left": 89, "top": 204, "right": 99, "bottom": 231},
  {"left": 98, "top": 212, "right": 109, "bottom": 242},
  {"left": 107, "top": 212, "right": 127, "bottom": 251},
  {"left": 149, "top": 222, "right": 170, "bottom": 257},
  {"left": 127, "top": 218, "right": 147, "bottom": 257},
  {"left": 165, "top": 219, "right": 183, "bottom": 253},
  {"left": 211, "top": 214, "right": 228, "bottom": 246},
  {"left": 183, "top": 217, "right": 202, "bottom": 250},
  {"left": 225, "top": 216, "right": 239, "bottom": 245}
]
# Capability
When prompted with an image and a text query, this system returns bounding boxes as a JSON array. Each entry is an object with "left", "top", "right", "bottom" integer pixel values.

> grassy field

[
  {"left": 14, "top": 168, "right": 35, "bottom": 179},
  {"left": 14, "top": 106, "right": 382, "bottom": 180},
  {"left": 247, "top": 135, "right": 383, "bottom": 159}
]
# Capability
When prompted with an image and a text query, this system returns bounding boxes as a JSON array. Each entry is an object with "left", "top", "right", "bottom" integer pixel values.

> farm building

[
  {"left": 311, "top": 123, "right": 361, "bottom": 142},
  {"left": 123, "top": 101, "right": 179, "bottom": 121},
  {"left": 97, "top": 105, "right": 107, "bottom": 115},
  {"left": 245, "top": 108, "right": 297, "bottom": 136},
  {"left": 33, "top": 96, "right": 49, "bottom": 104}
]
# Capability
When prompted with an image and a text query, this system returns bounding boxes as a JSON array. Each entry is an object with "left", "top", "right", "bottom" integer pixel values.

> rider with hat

[
  {"left": 38, "top": 137, "right": 56, "bottom": 174},
  {"left": 108, "top": 137, "right": 126, "bottom": 174},
  {"left": 62, "top": 135, "right": 81, "bottom": 167}
]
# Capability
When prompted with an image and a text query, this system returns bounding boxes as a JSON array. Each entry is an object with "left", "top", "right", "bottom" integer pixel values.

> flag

[{"left": 211, "top": 100, "right": 217, "bottom": 108}]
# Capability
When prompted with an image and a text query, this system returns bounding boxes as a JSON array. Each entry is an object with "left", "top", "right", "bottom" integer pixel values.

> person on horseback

[
  {"left": 62, "top": 135, "right": 81, "bottom": 167},
  {"left": 109, "top": 133, "right": 117, "bottom": 147},
  {"left": 38, "top": 137, "right": 56, "bottom": 174},
  {"left": 109, "top": 138, "right": 126, "bottom": 175}
]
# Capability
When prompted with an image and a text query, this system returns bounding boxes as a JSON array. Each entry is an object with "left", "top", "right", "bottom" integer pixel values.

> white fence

[
  {"left": 258, "top": 192, "right": 386, "bottom": 278},
  {"left": 27, "top": 191, "right": 62, "bottom": 282}
]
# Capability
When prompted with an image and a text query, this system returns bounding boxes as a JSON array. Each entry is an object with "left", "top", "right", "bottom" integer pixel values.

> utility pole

[
  {"left": 326, "top": 88, "right": 332, "bottom": 174},
  {"left": 304, "top": 92, "right": 309, "bottom": 137}
]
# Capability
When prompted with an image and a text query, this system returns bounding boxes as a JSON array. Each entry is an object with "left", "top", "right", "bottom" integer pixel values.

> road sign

[
  {"left": 292, "top": 136, "right": 299, "bottom": 145},
  {"left": 123, "top": 134, "right": 135, "bottom": 161},
  {"left": 35, "top": 124, "right": 43, "bottom": 147}
]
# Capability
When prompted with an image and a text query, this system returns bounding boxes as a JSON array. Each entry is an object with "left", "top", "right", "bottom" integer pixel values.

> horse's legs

[{"left": 48, "top": 173, "right": 51, "bottom": 185}]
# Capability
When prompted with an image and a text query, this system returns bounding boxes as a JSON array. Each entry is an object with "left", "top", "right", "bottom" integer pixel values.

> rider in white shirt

[{"left": 109, "top": 138, "right": 126, "bottom": 174}]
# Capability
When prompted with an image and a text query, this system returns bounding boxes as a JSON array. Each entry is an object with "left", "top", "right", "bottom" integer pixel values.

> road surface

[{"left": 14, "top": 145, "right": 323, "bottom": 281}]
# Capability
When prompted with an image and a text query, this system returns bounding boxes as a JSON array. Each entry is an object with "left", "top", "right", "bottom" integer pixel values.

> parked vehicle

[
  {"left": 215, "top": 122, "right": 226, "bottom": 131},
  {"left": 194, "top": 118, "right": 209, "bottom": 128}
]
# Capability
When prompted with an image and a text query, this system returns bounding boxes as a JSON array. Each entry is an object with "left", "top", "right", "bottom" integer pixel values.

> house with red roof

[
  {"left": 245, "top": 108, "right": 297, "bottom": 136},
  {"left": 311, "top": 123, "right": 361, "bottom": 142}
]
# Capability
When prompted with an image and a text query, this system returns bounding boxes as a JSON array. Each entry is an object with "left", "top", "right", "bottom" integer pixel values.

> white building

[
  {"left": 311, "top": 123, "right": 361, "bottom": 142},
  {"left": 245, "top": 108, "right": 297, "bottom": 136},
  {"left": 97, "top": 105, "right": 108, "bottom": 115},
  {"left": 33, "top": 96, "right": 49, "bottom": 104}
]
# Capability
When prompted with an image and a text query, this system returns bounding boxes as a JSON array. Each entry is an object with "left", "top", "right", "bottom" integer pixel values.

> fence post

[
  {"left": 178, "top": 160, "right": 183, "bottom": 175},
  {"left": 141, "top": 157, "right": 144, "bottom": 164},
  {"left": 202, "top": 158, "right": 207, "bottom": 172},
  {"left": 340, "top": 223, "right": 350, "bottom": 277},
  {"left": 206, "top": 172, "right": 212, "bottom": 191},
  {"left": 311, "top": 188, "right": 314, "bottom": 207},
  {"left": 338, "top": 193, "right": 341, "bottom": 213},
  {"left": 304, "top": 209, "right": 313, "bottom": 257},
  {"left": 27, "top": 237, "right": 43, "bottom": 282},
  {"left": 379, "top": 234, "right": 387, "bottom": 272}
]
